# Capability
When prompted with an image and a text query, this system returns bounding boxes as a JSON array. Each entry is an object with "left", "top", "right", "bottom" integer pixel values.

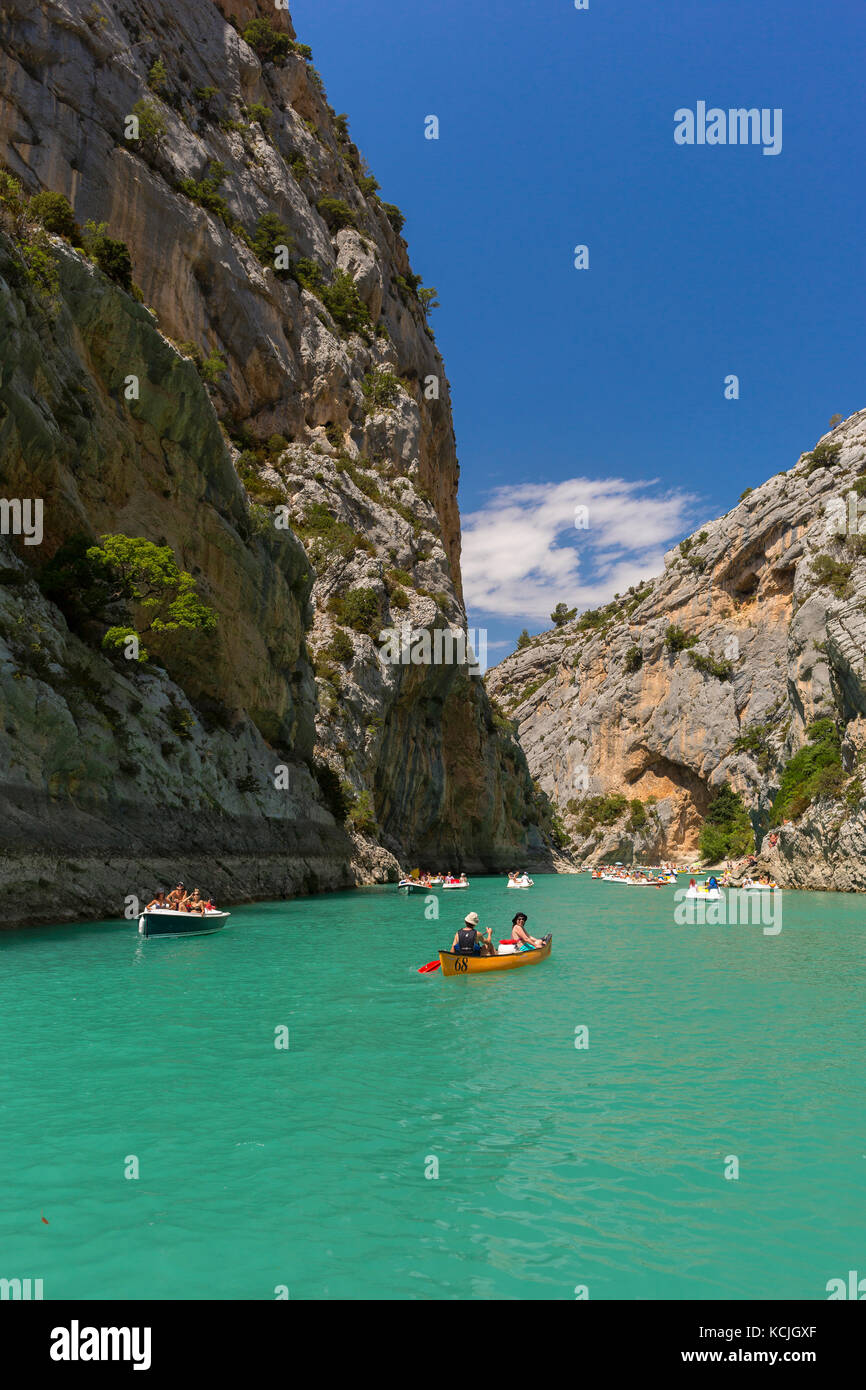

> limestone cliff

[
  {"left": 486, "top": 411, "right": 866, "bottom": 891},
  {"left": 0, "top": 0, "right": 546, "bottom": 926}
]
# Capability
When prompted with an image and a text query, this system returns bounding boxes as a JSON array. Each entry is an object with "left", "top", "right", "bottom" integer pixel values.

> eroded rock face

[
  {"left": 0, "top": 0, "right": 547, "bottom": 923},
  {"left": 487, "top": 411, "right": 866, "bottom": 887},
  {"left": 0, "top": 233, "right": 353, "bottom": 925}
]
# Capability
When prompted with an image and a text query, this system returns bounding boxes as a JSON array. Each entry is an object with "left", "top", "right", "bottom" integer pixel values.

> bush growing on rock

[
  {"left": 320, "top": 270, "right": 371, "bottom": 337},
  {"left": 317, "top": 196, "right": 357, "bottom": 232},
  {"left": 361, "top": 369, "right": 402, "bottom": 412},
  {"left": 551, "top": 602, "right": 577, "bottom": 627},
  {"left": 248, "top": 103, "right": 272, "bottom": 129},
  {"left": 516, "top": 629, "right": 531, "bottom": 650},
  {"left": 328, "top": 628, "right": 355, "bottom": 665},
  {"left": 567, "top": 793, "right": 628, "bottom": 838},
  {"left": 801, "top": 440, "right": 842, "bottom": 477},
  {"left": 624, "top": 645, "right": 642, "bottom": 672},
  {"left": 688, "top": 651, "right": 734, "bottom": 681},
  {"left": 770, "top": 718, "right": 842, "bottom": 825},
  {"left": 294, "top": 503, "right": 367, "bottom": 561},
  {"left": 81, "top": 220, "right": 133, "bottom": 293},
  {"left": 131, "top": 99, "right": 166, "bottom": 158},
  {"left": 698, "top": 783, "right": 753, "bottom": 861},
  {"left": 147, "top": 57, "right": 168, "bottom": 93},
  {"left": 29, "top": 191, "right": 78, "bottom": 241},
  {"left": 348, "top": 789, "right": 377, "bottom": 833},
  {"left": 241, "top": 17, "right": 293, "bottom": 64},
  {"left": 810, "top": 553, "right": 853, "bottom": 599},
  {"left": 200, "top": 349, "right": 228, "bottom": 385},
  {"left": 382, "top": 202, "right": 405, "bottom": 234},
  {"left": 329, "top": 587, "right": 382, "bottom": 636},
  {"left": 665, "top": 624, "right": 698, "bottom": 654},
  {"left": 252, "top": 213, "right": 293, "bottom": 276}
]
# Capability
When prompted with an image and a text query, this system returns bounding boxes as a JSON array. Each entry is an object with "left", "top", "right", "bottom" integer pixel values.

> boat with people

[
  {"left": 139, "top": 908, "right": 230, "bottom": 938},
  {"left": 684, "top": 876, "right": 724, "bottom": 901},
  {"left": 441, "top": 875, "right": 469, "bottom": 889},
  {"left": 438, "top": 936, "right": 552, "bottom": 975},
  {"left": 137, "top": 884, "right": 228, "bottom": 938},
  {"left": 506, "top": 871, "right": 534, "bottom": 888}
]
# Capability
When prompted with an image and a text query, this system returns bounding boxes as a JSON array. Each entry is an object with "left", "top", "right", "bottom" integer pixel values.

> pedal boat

[
  {"left": 138, "top": 908, "right": 230, "bottom": 938},
  {"left": 438, "top": 936, "right": 552, "bottom": 975}
]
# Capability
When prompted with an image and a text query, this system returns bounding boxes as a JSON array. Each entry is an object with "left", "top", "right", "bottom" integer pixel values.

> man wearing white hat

[{"left": 451, "top": 911, "right": 493, "bottom": 956}]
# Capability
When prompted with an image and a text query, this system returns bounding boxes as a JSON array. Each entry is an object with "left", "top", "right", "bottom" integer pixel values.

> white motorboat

[{"left": 138, "top": 908, "right": 230, "bottom": 939}]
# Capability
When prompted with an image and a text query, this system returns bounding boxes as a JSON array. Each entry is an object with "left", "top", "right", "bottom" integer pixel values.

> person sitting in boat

[
  {"left": 145, "top": 891, "right": 169, "bottom": 911},
  {"left": 707, "top": 875, "right": 719, "bottom": 892},
  {"left": 451, "top": 912, "right": 493, "bottom": 956},
  {"left": 187, "top": 889, "right": 206, "bottom": 915},
  {"left": 507, "top": 912, "right": 545, "bottom": 951},
  {"left": 167, "top": 883, "right": 185, "bottom": 907}
]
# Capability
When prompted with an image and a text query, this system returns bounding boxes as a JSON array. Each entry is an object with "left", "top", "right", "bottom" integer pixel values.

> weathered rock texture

[
  {"left": 0, "top": 0, "right": 547, "bottom": 925},
  {"left": 487, "top": 411, "right": 866, "bottom": 890}
]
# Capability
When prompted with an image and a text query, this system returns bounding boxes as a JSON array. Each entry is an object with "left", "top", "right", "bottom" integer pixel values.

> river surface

[{"left": 1, "top": 875, "right": 863, "bottom": 1300}]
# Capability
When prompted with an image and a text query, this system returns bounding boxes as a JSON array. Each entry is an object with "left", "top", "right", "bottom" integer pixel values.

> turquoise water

[{"left": 1, "top": 875, "right": 864, "bottom": 1300}]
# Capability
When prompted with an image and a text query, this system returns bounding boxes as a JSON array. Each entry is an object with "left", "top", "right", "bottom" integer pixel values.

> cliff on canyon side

[
  {"left": 0, "top": 0, "right": 549, "bottom": 926},
  {"left": 486, "top": 411, "right": 866, "bottom": 891}
]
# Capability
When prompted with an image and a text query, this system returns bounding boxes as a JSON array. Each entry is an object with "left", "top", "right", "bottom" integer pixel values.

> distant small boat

[
  {"left": 441, "top": 877, "right": 469, "bottom": 890},
  {"left": 138, "top": 909, "right": 229, "bottom": 939},
  {"left": 398, "top": 879, "right": 430, "bottom": 893},
  {"left": 507, "top": 875, "right": 534, "bottom": 889},
  {"left": 439, "top": 936, "right": 552, "bottom": 976},
  {"left": 685, "top": 885, "right": 723, "bottom": 901}
]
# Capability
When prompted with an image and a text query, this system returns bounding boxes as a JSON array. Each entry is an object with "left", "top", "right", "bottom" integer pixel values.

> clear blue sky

[{"left": 290, "top": 0, "right": 866, "bottom": 657}]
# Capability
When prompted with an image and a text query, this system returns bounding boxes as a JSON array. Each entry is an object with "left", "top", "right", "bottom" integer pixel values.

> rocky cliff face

[
  {"left": 0, "top": 0, "right": 546, "bottom": 925},
  {"left": 486, "top": 411, "right": 866, "bottom": 890}
]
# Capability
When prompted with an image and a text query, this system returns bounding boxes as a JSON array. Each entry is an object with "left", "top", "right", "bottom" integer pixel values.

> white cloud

[{"left": 460, "top": 476, "right": 700, "bottom": 621}]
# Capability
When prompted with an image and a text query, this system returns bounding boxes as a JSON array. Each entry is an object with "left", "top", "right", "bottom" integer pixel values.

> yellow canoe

[{"left": 438, "top": 937, "right": 552, "bottom": 976}]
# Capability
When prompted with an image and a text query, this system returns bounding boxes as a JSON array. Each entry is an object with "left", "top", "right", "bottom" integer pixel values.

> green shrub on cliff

[
  {"left": 29, "top": 191, "right": 79, "bottom": 241},
  {"left": 770, "top": 718, "right": 842, "bottom": 824},
  {"left": 624, "top": 645, "right": 642, "bottom": 673},
  {"left": 293, "top": 503, "right": 367, "bottom": 561},
  {"left": 329, "top": 587, "right": 381, "bottom": 636},
  {"left": 810, "top": 553, "right": 853, "bottom": 599},
  {"left": 348, "top": 789, "right": 377, "bottom": 833},
  {"left": 252, "top": 213, "right": 293, "bottom": 277},
  {"left": 241, "top": 17, "right": 293, "bottom": 64},
  {"left": 328, "top": 628, "right": 355, "bottom": 665},
  {"left": 317, "top": 197, "right": 357, "bottom": 232},
  {"left": 698, "top": 783, "right": 754, "bottom": 862},
  {"left": 567, "top": 793, "right": 628, "bottom": 838},
  {"left": 248, "top": 103, "right": 272, "bottom": 129},
  {"left": 81, "top": 220, "right": 133, "bottom": 293},
  {"left": 665, "top": 624, "right": 698, "bottom": 654},
  {"left": 85, "top": 534, "right": 218, "bottom": 660},
  {"left": 361, "top": 369, "right": 402, "bottom": 412},
  {"left": 382, "top": 203, "right": 405, "bottom": 235},
  {"left": 320, "top": 271, "right": 371, "bottom": 337},
  {"left": 688, "top": 651, "right": 734, "bottom": 681}
]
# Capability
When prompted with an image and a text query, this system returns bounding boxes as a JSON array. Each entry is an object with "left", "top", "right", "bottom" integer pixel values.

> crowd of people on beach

[{"left": 144, "top": 885, "right": 217, "bottom": 915}]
